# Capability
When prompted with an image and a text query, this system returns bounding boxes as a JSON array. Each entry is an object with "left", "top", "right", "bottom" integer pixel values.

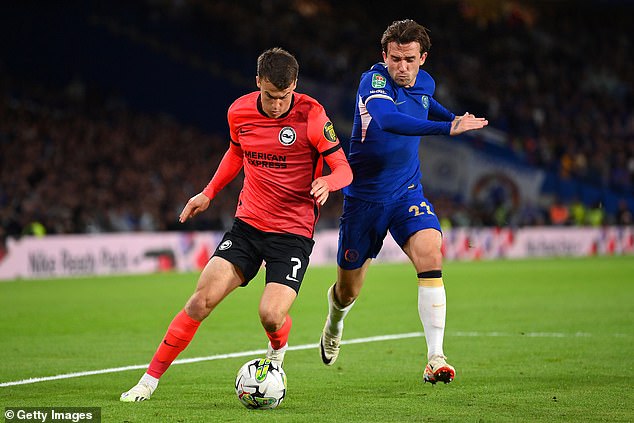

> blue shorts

[{"left": 337, "top": 186, "right": 441, "bottom": 270}]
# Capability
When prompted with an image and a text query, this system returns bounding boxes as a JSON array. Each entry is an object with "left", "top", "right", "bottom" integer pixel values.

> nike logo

[
  {"left": 320, "top": 335, "right": 333, "bottom": 365},
  {"left": 395, "top": 101, "right": 406, "bottom": 105},
  {"left": 432, "top": 303, "right": 446, "bottom": 308},
  {"left": 163, "top": 339, "right": 178, "bottom": 347},
  {"left": 285, "top": 275, "right": 298, "bottom": 282}
]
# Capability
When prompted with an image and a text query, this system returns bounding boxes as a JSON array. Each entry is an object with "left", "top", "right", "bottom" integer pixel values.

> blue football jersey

[{"left": 345, "top": 63, "right": 453, "bottom": 202}]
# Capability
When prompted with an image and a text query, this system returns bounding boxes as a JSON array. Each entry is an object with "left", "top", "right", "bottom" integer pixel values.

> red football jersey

[{"left": 226, "top": 91, "right": 343, "bottom": 238}]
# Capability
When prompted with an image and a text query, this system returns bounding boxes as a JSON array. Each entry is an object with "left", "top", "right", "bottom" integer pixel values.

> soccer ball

[{"left": 235, "top": 358, "right": 286, "bottom": 409}]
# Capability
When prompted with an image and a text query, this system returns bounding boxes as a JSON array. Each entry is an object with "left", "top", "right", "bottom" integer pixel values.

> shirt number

[{"left": 409, "top": 202, "right": 435, "bottom": 216}]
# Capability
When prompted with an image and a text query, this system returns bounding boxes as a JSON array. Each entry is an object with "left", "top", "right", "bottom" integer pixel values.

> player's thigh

[
  {"left": 402, "top": 228, "right": 443, "bottom": 272},
  {"left": 389, "top": 190, "right": 442, "bottom": 272},
  {"left": 263, "top": 233, "right": 314, "bottom": 294},
  {"left": 259, "top": 233, "right": 313, "bottom": 328},
  {"left": 213, "top": 219, "right": 265, "bottom": 285},
  {"left": 186, "top": 256, "right": 244, "bottom": 319}
]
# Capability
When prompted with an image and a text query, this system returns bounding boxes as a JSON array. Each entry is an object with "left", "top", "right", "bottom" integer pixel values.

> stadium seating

[{"left": 1, "top": 1, "right": 632, "bottom": 241}]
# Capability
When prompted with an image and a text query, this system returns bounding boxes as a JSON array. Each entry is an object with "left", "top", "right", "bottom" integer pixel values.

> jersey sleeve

[
  {"left": 361, "top": 69, "right": 451, "bottom": 136},
  {"left": 429, "top": 97, "right": 455, "bottom": 122},
  {"left": 227, "top": 100, "right": 240, "bottom": 143},
  {"left": 201, "top": 100, "right": 246, "bottom": 200},
  {"left": 366, "top": 97, "right": 452, "bottom": 135},
  {"left": 321, "top": 147, "right": 352, "bottom": 191},
  {"left": 359, "top": 70, "right": 395, "bottom": 106},
  {"left": 202, "top": 140, "right": 244, "bottom": 200},
  {"left": 306, "top": 105, "right": 352, "bottom": 191}
]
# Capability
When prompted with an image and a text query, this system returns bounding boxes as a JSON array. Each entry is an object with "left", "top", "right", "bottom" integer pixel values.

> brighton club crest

[{"left": 279, "top": 127, "right": 296, "bottom": 146}]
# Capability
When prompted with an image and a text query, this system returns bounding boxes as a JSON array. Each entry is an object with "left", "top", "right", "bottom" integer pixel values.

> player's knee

[
  {"left": 428, "top": 250, "right": 443, "bottom": 269},
  {"left": 336, "top": 283, "right": 359, "bottom": 307},
  {"left": 259, "top": 308, "right": 285, "bottom": 332},
  {"left": 185, "top": 292, "right": 213, "bottom": 321},
  {"left": 416, "top": 247, "right": 442, "bottom": 270}
]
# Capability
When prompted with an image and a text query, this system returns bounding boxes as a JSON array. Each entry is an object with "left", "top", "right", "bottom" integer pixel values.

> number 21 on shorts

[{"left": 409, "top": 201, "right": 435, "bottom": 216}]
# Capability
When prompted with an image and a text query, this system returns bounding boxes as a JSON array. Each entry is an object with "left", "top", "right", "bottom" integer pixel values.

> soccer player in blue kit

[{"left": 319, "top": 19, "right": 488, "bottom": 384}]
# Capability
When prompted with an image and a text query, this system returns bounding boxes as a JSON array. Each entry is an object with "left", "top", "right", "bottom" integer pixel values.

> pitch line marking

[{"left": 0, "top": 330, "right": 619, "bottom": 388}]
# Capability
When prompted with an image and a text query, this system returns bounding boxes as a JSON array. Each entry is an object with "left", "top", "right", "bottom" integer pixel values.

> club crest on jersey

[
  {"left": 421, "top": 95, "right": 430, "bottom": 109},
  {"left": 219, "top": 240, "right": 232, "bottom": 251},
  {"left": 371, "top": 73, "right": 386, "bottom": 88},
  {"left": 279, "top": 127, "right": 296, "bottom": 146},
  {"left": 323, "top": 121, "right": 337, "bottom": 143}
]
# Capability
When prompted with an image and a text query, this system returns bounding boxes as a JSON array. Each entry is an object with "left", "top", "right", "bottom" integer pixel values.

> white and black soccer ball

[{"left": 235, "top": 358, "right": 286, "bottom": 409}]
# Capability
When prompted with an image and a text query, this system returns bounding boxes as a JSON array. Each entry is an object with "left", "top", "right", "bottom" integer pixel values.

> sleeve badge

[{"left": 323, "top": 121, "right": 338, "bottom": 143}]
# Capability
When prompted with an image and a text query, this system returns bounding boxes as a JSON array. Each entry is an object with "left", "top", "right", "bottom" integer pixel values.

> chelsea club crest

[{"left": 421, "top": 95, "right": 430, "bottom": 109}]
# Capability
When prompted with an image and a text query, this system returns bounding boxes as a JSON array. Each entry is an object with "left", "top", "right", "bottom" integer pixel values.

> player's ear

[
  {"left": 256, "top": 76, "right": 261, "bottom": 88},
  {"left": 291, "top": 79, "right": 298, "bottom": 91},
  {"left": 420, "top": 52, "right": 428, "bottom": 65}
]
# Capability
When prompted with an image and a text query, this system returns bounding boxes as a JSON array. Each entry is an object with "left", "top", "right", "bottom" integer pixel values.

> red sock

[
  {"left": 266, "top": 315, "right": 292, "bottom": 350},
  {"left": 147, "top": 310, "right": 201, "bottom": 378}
]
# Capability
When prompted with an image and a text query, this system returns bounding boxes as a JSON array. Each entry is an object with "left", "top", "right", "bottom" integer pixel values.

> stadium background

[
  {"left": 1, "top": 2, "right": 633, "bottom": 421},
  {"left": 1, "top": 0, "right": 632, "bottom": 252}
]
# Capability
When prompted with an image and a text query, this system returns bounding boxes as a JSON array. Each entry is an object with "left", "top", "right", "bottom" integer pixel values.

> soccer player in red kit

[{"left": 120, "top": 47, "right": 352, "bottom": 402}]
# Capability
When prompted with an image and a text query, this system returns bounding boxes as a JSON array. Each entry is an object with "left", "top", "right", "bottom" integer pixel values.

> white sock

[
  {"left": 418, "top": 284, "right": 446, "bottom": 359},
  {"left": 325, "top": 284, "right": 354, "bottom": 337},
  {"left": 140, "top": 373, "right": 159, "bottom": 392}
]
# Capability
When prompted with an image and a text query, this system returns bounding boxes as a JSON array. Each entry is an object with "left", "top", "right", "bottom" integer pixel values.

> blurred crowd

[
  {"left": 0, "top": 74, "right": 236, "bottom": 236},
  {"left": 111, "top": 1, "right": 632, "bottom": 200},
  {"left": 1, "top": 0, "right": 632, "bottom": 245}
]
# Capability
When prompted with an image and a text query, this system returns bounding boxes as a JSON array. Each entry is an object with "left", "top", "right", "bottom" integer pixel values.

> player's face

[
  {"left": 383, "top": 41, "right": 427, "bottom": 88},
  {"left": 257, "top": 77, "right": 297, "bottom": 118}
]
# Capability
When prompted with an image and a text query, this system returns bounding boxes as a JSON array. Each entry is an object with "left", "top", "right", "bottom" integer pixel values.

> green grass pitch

[{"left": 1, "top": 256, "right": 633, "bottom": 422}]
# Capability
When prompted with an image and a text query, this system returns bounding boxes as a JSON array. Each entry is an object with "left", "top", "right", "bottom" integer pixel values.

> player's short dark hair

[
  {"left": 381, "top": 19, "right": 431, "bottom": 56},
  {"left": 257, "top": 47, "right": 299, "bottom": 90}
]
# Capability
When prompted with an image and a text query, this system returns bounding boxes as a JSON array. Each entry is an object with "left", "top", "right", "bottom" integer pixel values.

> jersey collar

[{"left": 256, "top": 94, "right": 295, "bottom": 119}]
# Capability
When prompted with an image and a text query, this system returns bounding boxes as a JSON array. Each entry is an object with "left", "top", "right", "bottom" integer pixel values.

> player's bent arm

[
  {"left": 179, "top": 144, "right": 244, "bottom": 223},
  {"left": 202, "top": 143, "right": 244, "bottom": 200},
  {"left": 320, "top": 147, "right": 352, "bottom": 191},
  {"left": 366, "top": 98, "right": 451, "bottom": 136},
  {"left": 428, "top": 97, "right": 455, "bottom": 122},
  {"left": 310, "top": 148, "right": 352, "bottom": 206}
]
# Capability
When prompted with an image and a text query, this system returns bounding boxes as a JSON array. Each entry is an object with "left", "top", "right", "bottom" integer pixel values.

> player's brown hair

[
  {"left": 257, "top": 47, "right": 299, "bottom": 90},
  {"left": 381, "top": 19, "right": 431, "bottom": 56}
]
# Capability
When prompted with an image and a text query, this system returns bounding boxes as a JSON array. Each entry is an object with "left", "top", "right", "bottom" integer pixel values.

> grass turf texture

[{"left": 1, "top": 256, "right": 633, "bottom": 422}]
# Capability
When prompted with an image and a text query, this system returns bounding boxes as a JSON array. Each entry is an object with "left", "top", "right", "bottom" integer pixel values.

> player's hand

[
  {"left": 179, "top": 192, "right": 211, "bottom": 223},
  {"left": 310, "top": 178, "right": 330, "bottom": 206},
  {"left": 449, "top": 112, "right": 488, "bottom": 136}
]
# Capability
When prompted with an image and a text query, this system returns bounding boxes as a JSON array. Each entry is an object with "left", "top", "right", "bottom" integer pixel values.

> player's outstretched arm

[
  {"left": 449, "top": 112, "right": 489, "bottom": 136},
  {"left": 179, "top": 193, "right": 211, "bottom": 223}
]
